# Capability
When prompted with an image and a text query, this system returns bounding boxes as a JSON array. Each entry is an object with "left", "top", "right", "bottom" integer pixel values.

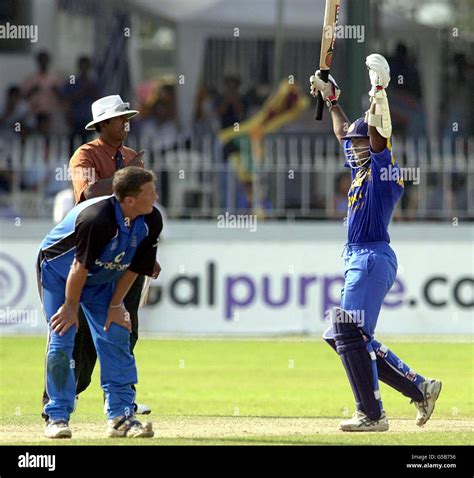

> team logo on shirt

[{"left": 131, "top": 235, "right": 137, "bottom": 248}]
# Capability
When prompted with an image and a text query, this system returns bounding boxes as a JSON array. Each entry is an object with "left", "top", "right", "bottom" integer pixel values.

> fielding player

[
  {"left": 38, "top": 167, "right": 161, "bottom": 438},
  {"left": 42, "top": 95, "right": 157, "bottom": 418},
  {"left": 310, "top": 54, "right": 442, "bottom": 431}
]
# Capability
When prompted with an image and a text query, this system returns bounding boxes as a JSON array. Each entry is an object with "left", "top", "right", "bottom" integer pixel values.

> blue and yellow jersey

[
  {"left": 343, "top": 139, "right": 404, "bottom": 244},
  {"left": 39, "top": 196, "right": 162, "bottom": 286}
]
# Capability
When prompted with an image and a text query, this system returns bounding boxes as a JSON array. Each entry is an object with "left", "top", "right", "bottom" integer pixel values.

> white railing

[{"left": 0, "top": 133, "right": 472, "bottom": 220}]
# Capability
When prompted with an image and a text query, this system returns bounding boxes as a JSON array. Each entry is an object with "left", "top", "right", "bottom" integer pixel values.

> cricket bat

[{"left": 315, "top": 0, "right": 341, "bottom": 120}]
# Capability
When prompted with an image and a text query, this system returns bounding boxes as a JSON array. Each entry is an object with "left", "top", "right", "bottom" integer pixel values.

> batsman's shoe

[
  {"left": 107, "top": 416, "right": 154, "bottom": 438},
  {"left": 134, "top": 402, "right": 152, "bottom": 415},
  {"left": 340, "top": 411, "right": 389, "bottom": 432},
  {"left": 413, "top": 378, "right": 442, "bottom": 427},
  {"left": 45, "top": 419, "right": 72, "bottom": 439}
]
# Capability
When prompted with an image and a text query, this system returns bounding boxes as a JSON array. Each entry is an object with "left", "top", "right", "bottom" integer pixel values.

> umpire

[{"left": 41, "top": 94, "right": 158, "bottom": 417}]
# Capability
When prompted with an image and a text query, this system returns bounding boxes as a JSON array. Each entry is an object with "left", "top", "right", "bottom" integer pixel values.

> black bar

[{"left": 1, "top": 445, "right": 472, "bottom": 476}]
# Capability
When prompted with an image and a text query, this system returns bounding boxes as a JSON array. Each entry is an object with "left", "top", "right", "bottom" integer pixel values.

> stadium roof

[{"left": 132, "top": 0, "right": 334, "bottom": 28}]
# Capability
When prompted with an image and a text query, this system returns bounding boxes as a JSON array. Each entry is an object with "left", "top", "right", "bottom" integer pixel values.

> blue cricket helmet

[{"left": 342, "top": 117, "right": 369, "bottom": 140}]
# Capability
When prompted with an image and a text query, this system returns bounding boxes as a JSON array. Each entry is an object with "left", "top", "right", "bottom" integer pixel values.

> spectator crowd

[{"left": 0, "top": 43, "right": 471, "bottom": 222}]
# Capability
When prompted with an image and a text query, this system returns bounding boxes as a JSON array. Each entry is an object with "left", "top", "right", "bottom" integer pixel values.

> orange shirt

[{"left": 69, "top": 137, "right": 138, "bottom": 203}]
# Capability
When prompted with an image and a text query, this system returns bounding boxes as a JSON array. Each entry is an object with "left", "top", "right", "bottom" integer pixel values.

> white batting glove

[
  {"left": 309, "top": 70, "right": 341, "bottom": 107},
  {"left": 366, "top": 54, "right": 390, "bottom": 97}
]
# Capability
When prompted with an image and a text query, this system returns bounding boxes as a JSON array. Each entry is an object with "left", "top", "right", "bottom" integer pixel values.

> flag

[
  {"left": 219, "top": 79, "right": 309, "bottom": 145},
  {"left": 218, "top": 80, "right": 309, "bottom": 214}
]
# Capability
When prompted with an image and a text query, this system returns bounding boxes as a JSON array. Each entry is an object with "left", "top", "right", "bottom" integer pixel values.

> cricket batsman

[
  {"left": 37, "top": 167, "right": 161, "bottom": 438},
  {"left": 310, "top": 54, "right": 442, "bottom": 431}
]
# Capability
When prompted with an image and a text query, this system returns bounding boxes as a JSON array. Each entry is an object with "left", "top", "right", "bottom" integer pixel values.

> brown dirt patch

[{"left": 1, "top": 417, "right": 472, "bottom": 444}]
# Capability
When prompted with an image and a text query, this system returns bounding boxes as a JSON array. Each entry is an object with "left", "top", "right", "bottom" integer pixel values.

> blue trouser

[
  {"left": 341, "top": 241, "right": 398, "bottom": 337},
  {"left": 40, "top": 261, "right": 137, "bottom": 421},
  {"left": 323, "top": 242, "right": 425, "bottom": 415}
]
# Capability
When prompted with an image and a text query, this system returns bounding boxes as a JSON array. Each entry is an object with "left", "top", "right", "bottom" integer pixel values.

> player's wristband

[
  {"left": 327, "top": 98, "right": 339, "bottom": 110},
  {"left": 109, "top": 302, "right": 124, "bottom": 309}
]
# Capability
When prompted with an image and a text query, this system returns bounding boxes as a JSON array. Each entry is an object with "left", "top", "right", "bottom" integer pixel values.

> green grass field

[{"left": 0, "top": 336, "right": 472, "bottom": 445}]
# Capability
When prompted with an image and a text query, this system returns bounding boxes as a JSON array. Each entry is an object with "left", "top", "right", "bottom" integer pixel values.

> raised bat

[{"left": 315, "top": 0, "right": 341, "bottom": 120}]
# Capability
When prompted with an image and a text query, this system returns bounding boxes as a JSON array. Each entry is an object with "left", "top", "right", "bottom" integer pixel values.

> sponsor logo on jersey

[
  {"left": 94, "top": 260, "right": 131, "bottom": 271},
  {"left": 114, "top": 252, "right": 125, "bottom": 263},
  {"left": 94, "top": 252, "right": 129, "bottom": 271}
]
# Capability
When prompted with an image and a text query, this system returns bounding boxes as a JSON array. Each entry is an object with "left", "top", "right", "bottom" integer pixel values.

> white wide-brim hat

[{"left": 85, "top": 94, "right": 139, "bottom": 131}]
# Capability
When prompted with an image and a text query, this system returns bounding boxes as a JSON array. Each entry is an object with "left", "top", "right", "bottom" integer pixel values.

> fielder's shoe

[
  {"left": 104, "top": 402, "right": 152, "bottom": 415},
  {"left": 107, "top": 416, "right": 154, "bottom": 438},
  {"left": 413, "top": 378, "right": 442, "bottom": 427},
  {"left": 45, "top": 419, "right": 72, "bottom": 439},
  {"left": 340, "top": 410, "right": 389, "bottom": 432},
  {"left": 134, "top": 403, "right": 152, "bottom": 415}
]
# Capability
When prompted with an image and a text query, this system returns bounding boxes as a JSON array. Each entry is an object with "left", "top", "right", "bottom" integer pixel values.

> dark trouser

[
  {"left": 42, "top": 275, "right": 145, "bottom": 410},
  {"left": 324, "top": 336, "right": 423, "bottom": 403}
]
